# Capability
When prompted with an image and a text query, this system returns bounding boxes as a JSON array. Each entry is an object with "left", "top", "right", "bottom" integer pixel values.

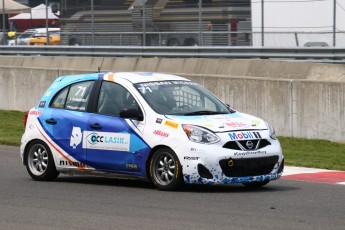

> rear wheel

[
  {"left": 25, "top": 141, "right": 59, "bottom": 181},
  {"left": 242, "top": 181, "right": 269, "bottom": 188},
  {"left": 150, "top": 148, "right": 183, "bottom": 191}
]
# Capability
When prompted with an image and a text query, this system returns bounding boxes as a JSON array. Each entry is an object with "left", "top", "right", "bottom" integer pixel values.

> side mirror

[
  {"left": 225, "top": 103, "right": 236, "bottom": 113},
  {"left": 120, "top": 107, "right": 143, "bottom": 121}
]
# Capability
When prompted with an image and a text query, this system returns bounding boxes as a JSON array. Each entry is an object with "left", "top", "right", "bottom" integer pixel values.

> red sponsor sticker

[
  {"left": 29, "top": 110, "right": 42, "bottom": 116},
  {"left": 153, "top": 130, "right": 169, "bottom": 137},
  {"left": 225, "top": 122, "right": 247, "bottom": 128}
]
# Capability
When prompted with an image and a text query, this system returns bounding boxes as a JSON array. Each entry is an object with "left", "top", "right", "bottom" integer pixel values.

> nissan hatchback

[{"left": 20, "top": 72, "right": 284, "bottom": 190}]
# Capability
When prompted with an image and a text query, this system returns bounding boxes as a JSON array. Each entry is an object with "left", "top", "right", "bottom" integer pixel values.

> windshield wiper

[{"left": 184, "top": 110, "right": 226, "bottom": 116}]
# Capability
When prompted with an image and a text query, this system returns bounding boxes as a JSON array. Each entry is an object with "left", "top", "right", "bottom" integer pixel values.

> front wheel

[
  {"left": 25, "top": 141, "right": 59, "bottom": 181},
  {"left": 242, "top": 181, "right": 269, "bottom": 188},
  {"left": 150, "top": 148, "right": 183, "bottom": 191}
]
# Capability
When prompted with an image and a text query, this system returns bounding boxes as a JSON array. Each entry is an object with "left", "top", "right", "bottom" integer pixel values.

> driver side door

[{"left": 84, "top": 81, "right": 150, "bottom": 176}]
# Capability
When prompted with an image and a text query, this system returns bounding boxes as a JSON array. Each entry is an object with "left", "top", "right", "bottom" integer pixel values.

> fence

[
  {"left": 62, "top": 31, "right": 345, "bottom": 47},
  {"left": 6, "top": 30, "right": 345, "bottom": 47},
  {"left": 3, "top": 0, "right": 345, "bottom": 48}
]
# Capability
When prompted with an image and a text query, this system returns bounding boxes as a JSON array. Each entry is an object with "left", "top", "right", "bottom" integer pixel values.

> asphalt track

[{"left": 1, "top": 145, "right": 344, "bottom": 230}]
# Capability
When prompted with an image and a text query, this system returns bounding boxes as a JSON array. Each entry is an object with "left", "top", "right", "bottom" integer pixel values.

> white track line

[{"left": 283, "top": 166, "right": 334, "bottom": 176}]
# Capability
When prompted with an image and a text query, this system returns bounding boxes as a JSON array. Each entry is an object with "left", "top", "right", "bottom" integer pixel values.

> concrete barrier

[
  {"left": 0, "top": 56, "right": 344, "bottom": 142},
  {"left": 292, "top": 81, "right": 345, "bottom": 142},
  {"left": 3, "top": 56, "right": 345, "bottom": 81},
  {"left": 0, "top": 68, "right": 59, "bottom": 110},
  {"left": 187, "top": 75, "right": 345, "bottom": 143}
]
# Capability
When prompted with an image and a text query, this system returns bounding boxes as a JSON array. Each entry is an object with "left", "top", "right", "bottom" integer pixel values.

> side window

[
  {"left": 50, "top": 81, "right": 94, "bottom": 111},
  {"left": 51, "top": 87, "right": 68, "bottom": 108},
  {"left": 65, "top": 81, "right": 94, "bottom": 111},
  {"left": 97, "top": 81, "right": 138, "bottom": 117}
]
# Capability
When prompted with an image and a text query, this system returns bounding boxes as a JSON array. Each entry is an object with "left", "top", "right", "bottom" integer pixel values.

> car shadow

[
  {"left": 180, "top": 182, "right": 299, "bottom": 193},
  {"left": 53, "top": 175, "right": 300, "bottom": 193},
  {"left": 55, "top": 175, "right": 154, "bottom": 189}
]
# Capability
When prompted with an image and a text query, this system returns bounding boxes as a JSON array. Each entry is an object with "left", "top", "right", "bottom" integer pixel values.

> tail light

[{"left": 24, "top": 111, "right": 29, "bottom": 127}]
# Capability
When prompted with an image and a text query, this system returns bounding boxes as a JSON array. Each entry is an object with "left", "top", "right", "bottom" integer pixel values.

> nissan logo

[{"left": 246, "top": 141, "right": 254, "bottom": 149}]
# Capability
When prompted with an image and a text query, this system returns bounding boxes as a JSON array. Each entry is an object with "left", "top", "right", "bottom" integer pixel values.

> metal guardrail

[{"left": 1, "top": 45, "right": 345, "bottom": 62}]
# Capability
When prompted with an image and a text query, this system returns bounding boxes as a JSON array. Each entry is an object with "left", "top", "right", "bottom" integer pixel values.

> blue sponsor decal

[{"left": 228, "top": 131, "right": 261, "bottom": 140}]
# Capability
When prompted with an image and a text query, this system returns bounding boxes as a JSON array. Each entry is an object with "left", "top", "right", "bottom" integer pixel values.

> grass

[
  {"left": 0, "top": 110, "right": 344, "bottom": 171},
  {"left": 279, "top": 137, "right": 345, "bottom": 171},
  {"left": 0, "top": 110, "right": 25, "bottom": 146}
]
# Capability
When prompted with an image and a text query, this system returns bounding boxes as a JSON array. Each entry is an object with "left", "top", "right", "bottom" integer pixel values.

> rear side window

[
  {"left": 51, "top": 87, "right": 68, "bottom": 108},
  {"left": 51, "top": 81, "right": 94, "bottom": 111}
]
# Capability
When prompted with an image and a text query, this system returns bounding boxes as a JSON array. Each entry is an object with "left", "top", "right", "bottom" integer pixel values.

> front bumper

[
  {"left": 183, "top": 158, "right": 284, "bottom": 185},
  {"left": 177, "top": 132, "right": 284, "bottom": 185}
]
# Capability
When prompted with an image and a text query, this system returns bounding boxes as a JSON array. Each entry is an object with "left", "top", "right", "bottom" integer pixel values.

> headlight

[
  {"left": 265, "top": 121, "right": 277, "bottom": 140},
  {"left": 182, "top": 125, "right": 220, "bottom": 144}
]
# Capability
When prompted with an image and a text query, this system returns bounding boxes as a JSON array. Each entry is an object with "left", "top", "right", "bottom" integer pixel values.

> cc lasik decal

[
  {"left": 70, "top": 127, "right": 131, "bottom": 151},
  {"left": 82, "top": 131, "right": 130, "bottom": 151}
]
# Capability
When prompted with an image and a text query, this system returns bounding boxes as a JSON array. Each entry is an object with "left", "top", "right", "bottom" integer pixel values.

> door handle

[
  {"left": 90, "top": 123, "right": 102, "bottom": 130},
  {"left": 45, "top": 119, "right": 57, "bottom": 125}
]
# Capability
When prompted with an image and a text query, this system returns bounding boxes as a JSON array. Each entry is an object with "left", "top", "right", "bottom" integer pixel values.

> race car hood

[{"left": 166, "top": 112, "right": 267, "bottom": 132}]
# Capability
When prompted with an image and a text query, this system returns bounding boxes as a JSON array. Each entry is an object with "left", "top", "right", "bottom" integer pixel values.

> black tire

[
  {"left": 68, "top": 38, "right": 80, "bottom": 46},
  {"left": 167, "top": 39, "right": 180, "bottom": 46},
  {"left": 149, "top": 148, "right": 183, "bottom": 191},
  {"left": 183, "top": 38, "right": 196, "bottom": 46},
  {"left": 25, "top": 141, "right": 59, "bottom": 181},
  {"left": 242, "top": 181, "right": 269, "bottom": 188}
]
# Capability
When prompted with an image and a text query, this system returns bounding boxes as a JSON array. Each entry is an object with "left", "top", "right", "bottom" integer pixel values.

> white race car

[{"left": 20, "top": 72, "right": 284, "bottom": 190}]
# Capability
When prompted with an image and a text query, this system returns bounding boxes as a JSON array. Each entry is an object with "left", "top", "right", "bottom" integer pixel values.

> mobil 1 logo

[{"left": 228, "top": 131, "right": 261, "bottom": 140}]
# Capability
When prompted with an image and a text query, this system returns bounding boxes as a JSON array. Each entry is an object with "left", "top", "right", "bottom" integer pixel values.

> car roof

[
  {"left": 104, "top": 72, "right": 189, "bottom": 84},
  {"left": 42, "top": 72, "right": 191, "bottom": 108},
  {"left": 57, "top": 72, "right": 189, "bottom": 85},
  {"left": 23, "top": 28, "right": 60, "bottom": 33}
]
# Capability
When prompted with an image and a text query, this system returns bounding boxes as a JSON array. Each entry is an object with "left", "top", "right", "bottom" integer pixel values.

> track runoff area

[{"left": 283, "top": 166, "right": 345, "bottom": 185}]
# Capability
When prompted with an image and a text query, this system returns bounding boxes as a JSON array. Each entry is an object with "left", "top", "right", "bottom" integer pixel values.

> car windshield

[
  {"left": 134, "top": 80, "right": 231, "bottom": 115},
  {"left": 34, "top": 33, "right": 46, "bottom": 37},
  {"left": 50, "top": 32, "right": 60, "bottom": 36},
  {"left": 19, "top": 31, "right": 36, "bottom": 39}
]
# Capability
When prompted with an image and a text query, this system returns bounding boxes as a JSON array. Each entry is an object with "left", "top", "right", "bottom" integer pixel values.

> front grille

[
  {"left": 223, "top": 139, "right": 271, "bottom": 151},
  {"left": 219, "top": 156, "right": 279, "bottom": 177}
]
